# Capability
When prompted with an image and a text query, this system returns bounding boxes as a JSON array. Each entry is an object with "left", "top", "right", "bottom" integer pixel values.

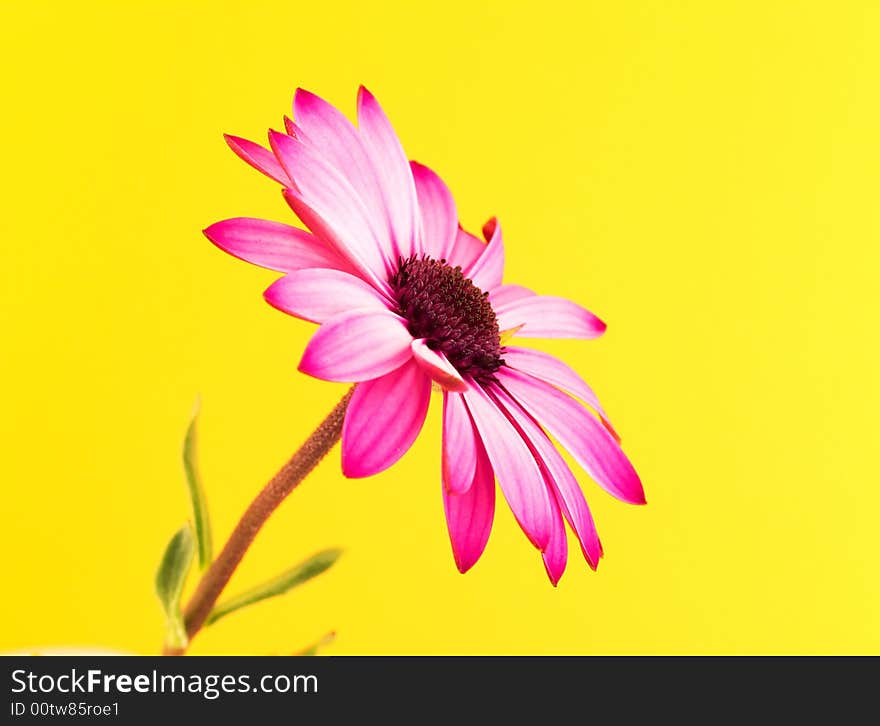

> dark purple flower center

[{"left": 390, "top": 256, "right": 503, "bottom": 381}]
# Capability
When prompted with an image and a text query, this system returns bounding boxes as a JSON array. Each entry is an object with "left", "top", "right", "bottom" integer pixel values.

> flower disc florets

[{"left": 390, "top": 256, "right": 503, "bottom": 381}]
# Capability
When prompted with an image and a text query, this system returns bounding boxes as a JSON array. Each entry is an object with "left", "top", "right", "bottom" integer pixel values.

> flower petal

[
  {"left": 270, "top": 131, "right": 391, "bottom": 279},
  {"left": 541, "top": 489, "right": 568, "bottom": 586},
  {"left": 549, "top": 469, "right": 601, "bottom": 570},
  {"left": 293, "top": 88, "right": 394, "bottom": 267},
  {"left": 443, "top": 440, "right": 495, "bottom": 573},
  {"left": 447, "top": 226, "right": 485, "bottom": 270},
  {"left": 411, "top": 339, "right": 468, "bottom": 392},
  {"left": 464, "top": 217, "right": 504, "bottom": 292},
  {"left": 283, "top": 115, "right": 303, "bottom": 140},
  {"left": 264, "top": 269, "right": 390, "bottom": 323},
  {"left": 299, "top": 309, "right": 413, "bottom": 382},
  {"left": 502, "top": 347, "right": 616, "bottom": 437},
  {"left": 224, "top": 134, "right": 290, "bottom": 185},
  {"left": 488, "top": 284, "right": 535, "bottom": 308},
  {"left": 442, "top": 391, "right": 478, "bottom": 494},
  {"left": 411, "top": 161, "right": 457, "bottom": 261},
  {"left": 495, "top": 295, "right": 606, "bottom": 339},
  {"left": 498, "top": 369, "right": 645, "bottom": 505},
  {"left": 341, "top": 359, "right": 431, "bottom": 477},
  {"left": 462, "top": 384, "right": 553, "bottom": 550},
  {"left": 282, "top": 188, "right": 391, "bottom": 295},
  {"left": 357, "top": 86, "right": 420, "bottom": 258},
  {"left": 492, "top": 385, "right": 601, "bottom": 569},
  {"left": 203, "top": 218, "right": 350, "bottom": 274}
]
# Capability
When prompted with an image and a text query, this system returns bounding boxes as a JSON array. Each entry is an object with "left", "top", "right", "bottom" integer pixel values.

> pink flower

[{"left": 205, "top": 87, "right": 644, "bottom": 584}]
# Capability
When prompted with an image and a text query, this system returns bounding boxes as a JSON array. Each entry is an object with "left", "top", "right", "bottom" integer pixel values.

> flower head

[{"left": 205, "top": 87, "right": 644, "bottom": 584}]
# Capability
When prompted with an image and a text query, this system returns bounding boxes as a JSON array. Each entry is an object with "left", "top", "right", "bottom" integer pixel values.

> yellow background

[{"left": 1, "top": 1, "right": 878, "bottom": 655}]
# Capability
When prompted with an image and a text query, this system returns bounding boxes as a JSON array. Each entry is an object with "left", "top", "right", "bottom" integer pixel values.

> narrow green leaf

[
  {"left": 206, "top": 548, "right": 343, "bottom": 626},
  {"left": 294, "top": 631, "right": 336, "bottom": 656},
  {"left": 183, "top": 396, "right": 212, "bottom": 570},
  {"left": 155, "top": 524, "right": 195, "bottom": 649}
]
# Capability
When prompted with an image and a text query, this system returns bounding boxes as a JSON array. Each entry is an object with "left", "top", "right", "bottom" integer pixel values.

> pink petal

[
  {"left": 411, "top": 339, "right": 468, "bottom": 392},
  {"left": 462, "top": 384, "right": 553, "bottom": 550},
  {"left": 495, "top": 295, "right": 607, "bottom": 339},
  {"left": 549, "top": 469, "right": 601, "bottom": 571},
  {"left": 270, "top": 131, "right": 391, "bottom": 278},
  {"left": 283, "top": 188, "right": 391, "bottom": 296},
  {"left": 443, "top": 440, "right": 495, "bottom": 573},
  {"left": 442, "top": 391, "right": 478, "bottom": 495},
  {"left": 411, "top": 162, "right": 457, "bottom": 261},
  {"left": 293, "top": 89, "right": 393, "bottom": 267},
  {"left": 203, "top": 218, "right": 350, "bottom": 274},
  {"left": 498, "top": 369, "right": 645, "bottom": 505},
  {"left": 264, "top": 269, "right": 390, "bottom": 324},
  {"left": 341, "top": 359, "right": 431, "bottom": 477},
  {"left": 492, "top": 385, "right": 601, "bottom": 569},
  {"left": 481, "top": 218, "right": 498, "bottom": 241},
  {"left": 224, "top": 134, "right": 290, "bottom": 186},
  {"left": 541, "top": 489, "right": 568, "bottom": 585},
  {"left": 488, "top": 284, "right": 535, "bottom": 308},
  {"left": 463, "top": 217, "right": 504, "bottom": 292},
  {"left": 282, "top": 115, "right": 300, "bottom": 139},
  {"left": 447, "top": 226, "right": 486, "bottom": 270},
  {"left": 357, "top": 86, "right": 420, "bottom": 258},
  {"left": 502, "top": 347, "right": 616, "bottom": 437},
  {"left": 299, "top": 309, "right": 413, "bottom": 382}
]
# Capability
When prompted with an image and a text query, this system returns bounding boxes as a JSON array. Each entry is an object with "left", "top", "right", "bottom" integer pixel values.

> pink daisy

[{"left": 204, "top": 87, "right": 644, "bottom": 584}]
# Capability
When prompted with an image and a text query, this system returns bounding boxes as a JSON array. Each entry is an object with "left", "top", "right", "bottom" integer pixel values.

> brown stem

[{"left": 163, "top": 386, "right": 355, "bottom": 656}]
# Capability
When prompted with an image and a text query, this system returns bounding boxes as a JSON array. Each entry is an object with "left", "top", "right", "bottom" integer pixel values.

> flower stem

[{"left": 163, "top": 386, "right": 355, "bottom": 656}]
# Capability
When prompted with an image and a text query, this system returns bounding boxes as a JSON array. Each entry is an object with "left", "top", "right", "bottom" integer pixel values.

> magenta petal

[
  {"left": 541, "top": 490, "right": 568, "bottom": 585},
  {"left": 488, "top": 284, "right": 535, "bottom": 308},
  {"left": 462, "top": 384, "right": 553, "bottom": 550},
  {"left": 442, "top": 391, "right": 478, "bottom": 494},
  {"left": 498, "top": 369, "right": 645, "bottom": 505},
  {"left": 283, "top": 115, "right": 299, "bottom": 139},
  {"left": 443, "top": 441, "right": 495, "bottom": 573},
  {"left": 264, "top": 269, "right": 390, "bottom": 323},
  {"left": 549, "top": 467, "right": 601, "bottom": 570},
  {"left": 270, "top": 131, "right": 391, "bottom": 275},
  {"left": 357, "top": 86, "right": 420, "bottom": 258},
  {"left": 298, "top": 309, "right": 413, "bottom": 382},
  {"left": 342, "top": 359, "right": 431, "bottom": 477},
  {"left": 495, "top": 295, "right": 606, "bottom": 339},
  {"left": 493, "top": 385, "right": 601, "bottom": 569},
  {"left": 203, "top": 218, "right": 351, "bottom": 274},
  {"left": 447, "top": 226, "right": 486, "bottom": 270},
  {"left": 224, "top": 134, "right": 290, "bottom": 185},
  {"left": 292, "top": 89, "right": 392, "bottom": 261},
  {"left": 503, "top": 347, "right": 614, "bottom": 431},
  {"left": 411, "top": 161, "right": 457, "bottom": 261},
  {"left": 282, "top": 188, "right": 391, "bottom": 296},
  {"left": 411, "top": 339, "right": 468, "bottom": 392},
  {"left": 464, "top": 217, "right": 504, "bottom": 292}
]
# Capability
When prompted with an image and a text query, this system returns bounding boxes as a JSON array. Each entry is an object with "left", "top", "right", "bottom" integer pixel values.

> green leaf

[
  {"left": 155, "top": 524, "right": 195, "bottom": 649},
  {"left": 206, "top": 548, "right": 343, "bottom": 626},
  {"left": 294, "top": 631, "right": 337, "bottom": 656},
  {"left": 183, "top": 396, "right": 212, "bottom": 570}
]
